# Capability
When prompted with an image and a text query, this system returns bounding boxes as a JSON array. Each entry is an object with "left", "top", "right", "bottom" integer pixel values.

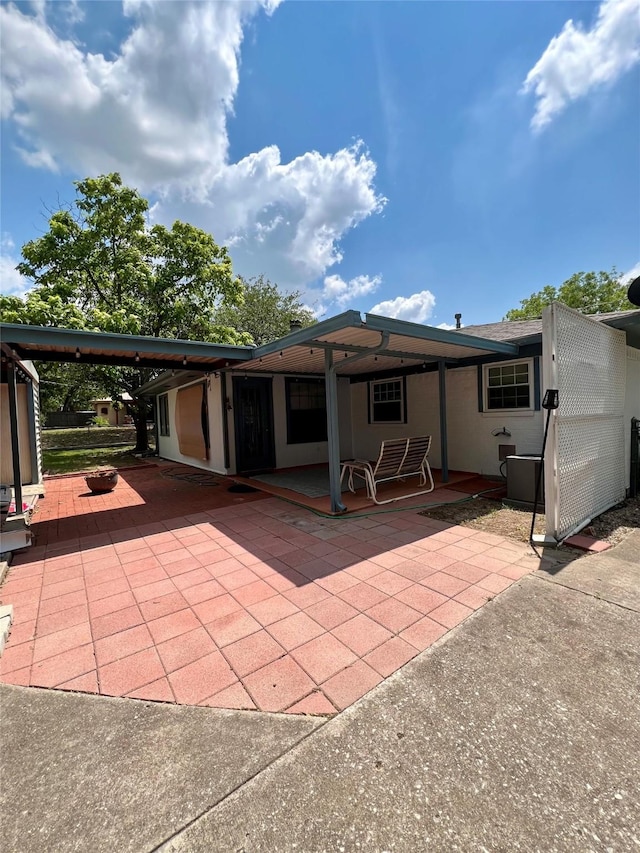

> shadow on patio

[{"left": 0, "top": 462, "right": 540, "bottom": 716}]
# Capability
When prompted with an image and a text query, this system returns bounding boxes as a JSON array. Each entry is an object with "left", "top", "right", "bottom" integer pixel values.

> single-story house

[
  {"left": 91, "top": 394, "right": 133, "bottom": 426},
  {"left": 136, "top": 304, "right": 640, "bottom": 541},
  {"left": 1, "top": 303, "right": 639, "bottom": 544}
]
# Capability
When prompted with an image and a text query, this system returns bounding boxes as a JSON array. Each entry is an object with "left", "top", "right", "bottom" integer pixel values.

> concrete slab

[
  {"left": 160, "top": 575, "right": 640, "bottom": 852},
  {"left": 538, "top": 529, "right": 640, "bottom": 611},
  {"left": 0, "top": 687, "right": 322, "bottom": 853}
]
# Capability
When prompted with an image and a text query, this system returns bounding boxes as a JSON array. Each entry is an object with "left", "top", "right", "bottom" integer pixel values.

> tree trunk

[{"left": 131, "top": 402, "right": 150, "bottom": 453}]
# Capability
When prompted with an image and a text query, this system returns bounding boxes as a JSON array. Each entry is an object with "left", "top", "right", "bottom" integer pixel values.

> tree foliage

[
  {"left": 212, "top": 275, "right": 316, "bottom": 346},
  {"left": 504, "top": 269, "right": 634, "bottom": 320},
  {"left": 1, "top": 173, "right": 250, "bottom": 450}
]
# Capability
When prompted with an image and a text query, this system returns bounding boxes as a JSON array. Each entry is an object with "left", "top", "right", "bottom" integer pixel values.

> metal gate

[{"left": 542, "top": 303, "right": 627, "bottom": 541}]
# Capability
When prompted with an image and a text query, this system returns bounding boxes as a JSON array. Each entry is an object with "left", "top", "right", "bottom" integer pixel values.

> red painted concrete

[{"left": 0, "top": 468, "right": 538, "bottom": 714}]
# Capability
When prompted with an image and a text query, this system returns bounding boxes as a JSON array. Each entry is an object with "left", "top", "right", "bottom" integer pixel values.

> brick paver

[{"left": 0, "top": 467, "right": 537, "bottom": 714}]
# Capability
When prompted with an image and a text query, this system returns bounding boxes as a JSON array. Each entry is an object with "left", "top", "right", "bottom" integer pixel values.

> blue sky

[{"left": 1, "top": 0, "right": 639, "bottom": 328}]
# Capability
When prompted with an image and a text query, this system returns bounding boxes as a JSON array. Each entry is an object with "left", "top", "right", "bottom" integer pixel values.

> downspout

[{"left": 325, "top": 331, "right": 391, "bottom": 513}]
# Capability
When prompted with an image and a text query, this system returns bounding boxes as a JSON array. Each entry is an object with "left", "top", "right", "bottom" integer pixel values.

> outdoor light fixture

[
  {"left": 279, "top": 351, "right": 283, "bottom": 358},
  {"left": 182, "top": 356, "right": 187, "bottom": 366},
  {"left": 134, "top": 351, "right": 140, "bottom": 363},
  {"left": 75, "top": 347, "right": 81, "bottom": 359},
  {"left": 530, "top": 388, "right": 560, "bottom": 547},
  {"left": 310, "top": 349, "right": 314, "bottom": 355}
]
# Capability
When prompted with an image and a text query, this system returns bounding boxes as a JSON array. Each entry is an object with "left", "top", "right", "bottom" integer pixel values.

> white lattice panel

[{"left": 543, "top": 303, "right": 627, "bottom": 540}]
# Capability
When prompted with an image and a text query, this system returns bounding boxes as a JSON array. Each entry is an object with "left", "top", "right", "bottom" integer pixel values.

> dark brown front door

[{"left": 233, "top": 377, "right": 276, "bottom": 473}]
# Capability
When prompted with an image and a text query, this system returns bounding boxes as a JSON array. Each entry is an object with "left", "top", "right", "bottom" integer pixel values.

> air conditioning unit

[{"left": 506, "top": 455, "right": 543, "bottom": 509}]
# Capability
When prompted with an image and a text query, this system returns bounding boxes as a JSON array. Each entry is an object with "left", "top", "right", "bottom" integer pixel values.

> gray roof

[{"left": 457, "top": 310, "right": 640, "bottom": 343}]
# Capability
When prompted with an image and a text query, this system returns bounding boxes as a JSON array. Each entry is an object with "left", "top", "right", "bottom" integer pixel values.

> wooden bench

[{"left": 340, "top": 436, "right": 435, "bottom": 505}]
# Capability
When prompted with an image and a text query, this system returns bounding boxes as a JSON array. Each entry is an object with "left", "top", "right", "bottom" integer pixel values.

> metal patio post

[
  {"left": 7, "top": 360, "right": 24, "bottom": 517},
  {"left": 325, "top": 349, "right": 347, "bottom": 513},
  {"left": 438, "top": 361, "right": 449, "bottom": 484}
]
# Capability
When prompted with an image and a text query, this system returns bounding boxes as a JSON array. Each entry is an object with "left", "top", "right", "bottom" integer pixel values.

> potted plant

[{"left": 85, "top": 470, "right": 119, "bottom": 493}]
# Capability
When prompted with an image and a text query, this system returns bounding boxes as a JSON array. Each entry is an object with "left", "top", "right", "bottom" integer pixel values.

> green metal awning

[{"left": 0, "top": 324, "right": 254, "bottom": 371}]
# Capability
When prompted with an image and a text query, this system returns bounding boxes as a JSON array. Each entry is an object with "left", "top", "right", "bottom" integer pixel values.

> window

[
  {"left": 369, "top": 378, "right": 406, "bottom": 424},
  {"left": 158, "top": 394, "right": 170, "bottom": 436},
  {"left": 100, "top": 407, "right": 108, "bottom": 415},
  {"left": 485, "top": 362, "right": 531, "bottom": 410},
  {"left": 286, "top": 378, "right": 327, "bottom": 444}
]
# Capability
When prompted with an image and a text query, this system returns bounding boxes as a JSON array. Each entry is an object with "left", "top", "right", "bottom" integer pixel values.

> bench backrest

[{"left": 372, "top": 436, "right": 432, "bottom": 479}]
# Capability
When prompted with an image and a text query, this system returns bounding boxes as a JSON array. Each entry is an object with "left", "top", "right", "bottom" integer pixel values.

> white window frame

[
  {"left": 483, "top": 359, "right": 534, "bottom": 413},
  {"left": 369, "top": 378, "right": 406, "bottom": 424}
]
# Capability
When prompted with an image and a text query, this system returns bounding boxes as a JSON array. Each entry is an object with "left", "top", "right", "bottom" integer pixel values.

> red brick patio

[{"left": 0, "top": 467, "right": 537, "bottom": 714}]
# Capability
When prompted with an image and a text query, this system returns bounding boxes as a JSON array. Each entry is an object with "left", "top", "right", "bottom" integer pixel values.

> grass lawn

[
  {"left": 42, "top": 446, "right": 146, "bottom": 475},
  {"left": 42, "top": 426, "right": 155, "bottom": 450}
]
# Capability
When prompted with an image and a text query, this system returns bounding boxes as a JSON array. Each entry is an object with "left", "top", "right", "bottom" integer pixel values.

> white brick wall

[{"left": 350, "top": 363, "right": 544, "bottom": 477}]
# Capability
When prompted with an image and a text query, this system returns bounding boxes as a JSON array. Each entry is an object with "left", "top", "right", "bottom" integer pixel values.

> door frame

[{"left": 232, "top": 376, "right": 276, "bottom": 474}]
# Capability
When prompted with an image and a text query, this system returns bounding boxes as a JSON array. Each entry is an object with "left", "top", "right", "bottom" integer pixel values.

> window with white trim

[
  {"left": 369, "top": 378, "right": 406, "bottom": 423},
  {"left": 484, "top": 361, "right": 532, "bottom": 411}
]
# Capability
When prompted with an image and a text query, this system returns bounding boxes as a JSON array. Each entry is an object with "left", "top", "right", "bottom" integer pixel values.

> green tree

[
  {"left": 212, "top": 274, "right": 316, "bottom": 346},
  {"left": 2, "top": 173, "right": 249, "bottom": 450},
  {"left": 504, "top": 269, "right": 634, "bottom": 320}
]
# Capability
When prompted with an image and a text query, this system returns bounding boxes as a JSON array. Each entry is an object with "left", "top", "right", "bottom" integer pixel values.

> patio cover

[
  {"left": 0, "top": 323, "right": 254, "bottom": 521},
  {"left": 1, "top": 315, "right": 519, "bottom": 516},
  {"left": 139, "top": 311, "right": 520, "bottom": 513},
  {"left": 0, "top": 323, "right": 254, "bottom": 371},
  {"left": 247, "top": 311, "right": 519, "bottom": 512}
]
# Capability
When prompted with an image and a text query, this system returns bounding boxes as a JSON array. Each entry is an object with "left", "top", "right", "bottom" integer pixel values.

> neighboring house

[
  {"left": 91, "top": 394, "right": 133, "bottom": 426},
  {"left": 138, "top": 305, "right": 640, "bottom": 541}
]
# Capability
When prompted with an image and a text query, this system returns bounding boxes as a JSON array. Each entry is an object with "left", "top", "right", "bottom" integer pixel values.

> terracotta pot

[{"left": 85, "top": 470, "right": 119, "bottom": 493}]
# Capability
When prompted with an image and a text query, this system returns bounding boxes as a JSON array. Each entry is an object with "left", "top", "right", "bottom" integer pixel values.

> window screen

[{"left": 286, "top": 378, "right": 327, "bottom": 444}]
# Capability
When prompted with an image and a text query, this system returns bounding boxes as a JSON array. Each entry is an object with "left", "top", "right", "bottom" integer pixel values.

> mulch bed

[{"left": 420, "top": 496, "right": 639, "bottom": 546}]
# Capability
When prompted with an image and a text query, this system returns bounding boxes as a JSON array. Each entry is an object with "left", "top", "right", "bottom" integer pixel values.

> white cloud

[
  {"left": 370, "top": 290, "right": 436, "bottom": 324},
  {"left": 522, "top": 0, "right": 640, "bottom": 131},
  {"left": 321, "top": 273, "right": 381, "bottom": 307},
  {"left": 0, "top": 1, "right": 384, "bottom": 290},
  {"left": 621, "top": 261, "right": 640, "bottom": 284},
  {"left": 0, "top": 236, "right": 30, "bottom": 298}
]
